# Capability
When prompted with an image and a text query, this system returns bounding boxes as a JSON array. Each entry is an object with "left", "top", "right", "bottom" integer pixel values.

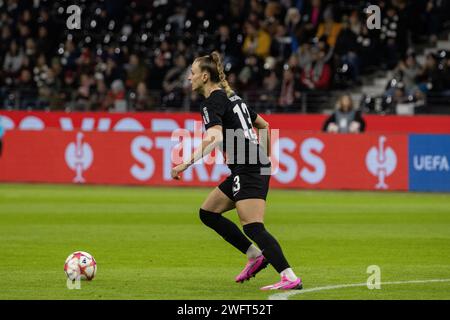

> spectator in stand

[
  {"left": 62, "top": 39, "right": 80, "bottom": 72},
  {"left": 158, "top": 40, "right": 173, "bottom": 65},
  {"left": 264, "top": 1, "right": 283, "bottom": 25},
  {"left": 74, "top": 73, "right": 94, "bottom": 111},
  {"left": 316, "top": 6, "right": 342, "bottom": 48},
  {"left": 24, "top": 37, "right": 37, "bottom": 66},
  {"left": 296, "top": 0, "right": 323, "bottom": 44},
  {"left": 393, "top": 0, "right": 410, "bottom": 57},
  {"left": 3, "top": 41, "right": 24, "bottom": 78},
  {"left": 392, "top": 53, "right": 422, "bottom": 96},
  {"left": 357, "top": 23, "right": 379, "bottom": 72},
  {"left": 34, "top": 53, "right": 50, "bottom": 109},
  {"left": 424, "top": 0, "right": 448, "bottom": 45},
  {"left": 42, "top": 68, "right": 63, "bottom": 110},
  {"left": 104, "top": 79, "right": 127, "bottom": 112},
  {"left": 125, "top": 54, "right": 147, "bottom": 90},
  {"left": 162, "top": 54, "right": 188, "bottom": 108},
  {"left": 76, "top": 48, "right": 95, "bottom": 76},
  {"left": 349, "top": 9, "right": 362, "bottom": 35},
  {"left": 238, "top": 54, "right": 263, "bottom": 91},
  {"left": 323, "top": 94, "right": 366, "bottom": 133},
  {"left": 284, "top": 7, "right": 302, "bottom": 53},
  {"left": 147, "top": 53, "right": 169, "bottom": 92},
  {"left": 33, "top": 53, "right": 49, "bottom": 88},
  {"left": 415, "top": 53, "right": 441, "bottom": 95},
  {"left": 261, "top": 69, "right": 280, "bottom": 102},
  {"left": 278, "top": 66, "right": 295, "bottom": 107},
  {"left": 0, "top": 25, "right": 13, "bottom": 57},
  {"left": 334, "top": 16, "right": 361, "bottom": 84},
  {"left": 104, "top": 56, "right": 126, "bottom": 87},
  {"left": 19, "top": 9, "right": 36, "bottom": 34},
  {"left": 440, "top": 55, "right": 450, "bottom": 96},
  {"left": 40, "top": 58, "right": 64, "bottom": 110},
  {"left": 278, "top": 65, "right": 301, "bottom": 111},
  {"left": 300, "top": 46, "right": 331, "bottom": 90},
  {"left": 36, "top": 26, "right": 53, "bottom": 61},
  {"left": 316, "top": 35, "right": 333, "bottom": 63},
  {"left": 16, "top": 69, "right": 38, "bottom": 109},
  {"left": 17, "top": 23, "right": 31, "bottom": 48},
  {"left": 61, "top": 70, "right": 76, "bottom": 110},
  {"left": 270, "top": 23, "right": 292, "bottom": 62},
  {"left": 259, "top": 57, "right": 280, "bottom": 111},
  {"left": 242, "top": 21, "right": 272, "bottom": 59},
  {"left": 295, "top": 42, "right": 314, "bottom": 70},
  {"left": 50, "top": 58, "right": 63, "bottom": 81},
  {"left": 215, "top": 24, "right": 242, "bottom": 67},
  {"left": 379, "top": 5, "right": 401, "bottom": 69},
  {"left": 432, "top": 53, "right": 450, "bottom": 94},
  {"left": 90, "top": 73, "right": 108, "bottom": 111},
  {"left": 36, "top": 7, "right": 56, "bottom": 40},
  {"left": 131, "top": 81, "right": 154, "bottom": 111}
]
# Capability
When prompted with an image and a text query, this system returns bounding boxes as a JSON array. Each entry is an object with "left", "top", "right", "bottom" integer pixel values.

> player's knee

[
  {"left": 199, "top": 208, "right": 221, "bottom": 227},
  {"left": 243, "top": 222, "right": 265, "bottom": 240}
]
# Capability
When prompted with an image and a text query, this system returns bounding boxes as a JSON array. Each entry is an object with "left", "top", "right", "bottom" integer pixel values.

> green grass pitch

[{"left": 0, "top": 183, "right": 449, "bottom": 300}]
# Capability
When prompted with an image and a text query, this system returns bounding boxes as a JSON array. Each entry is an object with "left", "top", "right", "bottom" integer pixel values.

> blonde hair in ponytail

[{"left": 210, "top": 51, "right": 234, "bottom": 97}]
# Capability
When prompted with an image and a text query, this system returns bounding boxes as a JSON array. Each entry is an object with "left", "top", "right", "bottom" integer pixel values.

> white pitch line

[{"left": 268, "top": 279, "right": 450, "bottom": 300}]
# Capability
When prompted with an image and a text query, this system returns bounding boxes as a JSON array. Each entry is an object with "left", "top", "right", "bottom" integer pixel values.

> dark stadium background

[{"left": 1, "top": 0, "right": 449, "bottom": 114}]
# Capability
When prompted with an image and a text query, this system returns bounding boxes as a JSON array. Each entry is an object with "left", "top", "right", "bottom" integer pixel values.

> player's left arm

[
  {"left": 253, "top": 114, "right": 271, "bottom": 157},
  {"left": 171, "top": 125, "right": 223, "bottom": 180}
]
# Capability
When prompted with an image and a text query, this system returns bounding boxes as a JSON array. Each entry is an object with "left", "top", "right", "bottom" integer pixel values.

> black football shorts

[{"left": 218, "top": 167, "right": 271, "bottom": 202}]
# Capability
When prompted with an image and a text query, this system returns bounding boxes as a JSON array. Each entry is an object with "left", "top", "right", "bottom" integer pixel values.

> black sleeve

[
  {"left": 201, "top": 100, "right": 226, "bottom": 130},
  {"left": 322, "top": 113, "right": 336, "bottom": 132},
  {"left": 354, "top": 111, "right": 366, "bottom": 132},
  {"left": 249, "top": 105, "right": 258, "bottom": 123}
]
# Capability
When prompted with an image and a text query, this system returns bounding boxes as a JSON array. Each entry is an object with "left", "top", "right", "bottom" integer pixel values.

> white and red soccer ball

[{"left": 64, "top": 251, "right": 97, "bottom": 281}]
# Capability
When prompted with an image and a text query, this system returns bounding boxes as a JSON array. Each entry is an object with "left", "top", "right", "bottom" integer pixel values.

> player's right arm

[
  {"left": 171, "top": 99, "right": 224, "bottom": 180},
  {"left": 171, "top": 125, "right": 223, "bottom": 180}
]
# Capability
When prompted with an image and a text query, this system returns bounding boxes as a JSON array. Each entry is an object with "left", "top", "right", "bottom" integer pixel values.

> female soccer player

[{"left": 171, "top": 52, "right": 302, "bottom": 290}]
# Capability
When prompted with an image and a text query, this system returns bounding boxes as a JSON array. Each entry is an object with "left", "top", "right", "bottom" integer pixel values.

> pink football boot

[
  {"left": 260, "top": 276, "right": 303, "bottom": 290},
  {"left": 235, "top": 255, "right": 269, "bottom": 283}
]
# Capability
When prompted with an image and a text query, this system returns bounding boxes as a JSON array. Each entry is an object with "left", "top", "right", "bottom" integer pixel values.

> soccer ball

[{"left": 64, "top": 251, "right": 97, "bottom": 281}]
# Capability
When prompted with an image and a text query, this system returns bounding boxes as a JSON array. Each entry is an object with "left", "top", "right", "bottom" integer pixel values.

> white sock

[
  {"left": 246, "top": 244, "right": 262, "bottom": 260},
  {"left": 280, "top": 268, "right": 298, "bottom": 281}
]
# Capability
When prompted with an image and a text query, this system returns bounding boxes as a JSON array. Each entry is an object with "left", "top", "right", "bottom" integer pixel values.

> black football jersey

[{"left": 200, "top": 89, "right": 270, "bottom": 171}]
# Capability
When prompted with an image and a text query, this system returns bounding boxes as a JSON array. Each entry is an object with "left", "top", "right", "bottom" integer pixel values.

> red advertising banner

[
  {"left": 1, "top": 111, "right": 450, "bottom": 133},
  {"left": 269, "top": 131, "right": 408, "bottom": 190},
  {"left": 0, "top": 130, "right": 408, "bottom": 191}
]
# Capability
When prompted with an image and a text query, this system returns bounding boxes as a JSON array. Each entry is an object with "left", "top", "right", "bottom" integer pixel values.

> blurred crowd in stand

[{"left": 0, "top": 0, "right": 449, "bottom": 114}]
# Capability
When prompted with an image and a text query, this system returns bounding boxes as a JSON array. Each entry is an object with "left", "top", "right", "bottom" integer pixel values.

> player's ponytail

[{"left": 210, "top": 51, "right": 234, "bottom": 97}]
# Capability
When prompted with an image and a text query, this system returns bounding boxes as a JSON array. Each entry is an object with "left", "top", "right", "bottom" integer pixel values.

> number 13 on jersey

[{"left": 233, "top": 103, "right": 258, "bottom": 143}]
